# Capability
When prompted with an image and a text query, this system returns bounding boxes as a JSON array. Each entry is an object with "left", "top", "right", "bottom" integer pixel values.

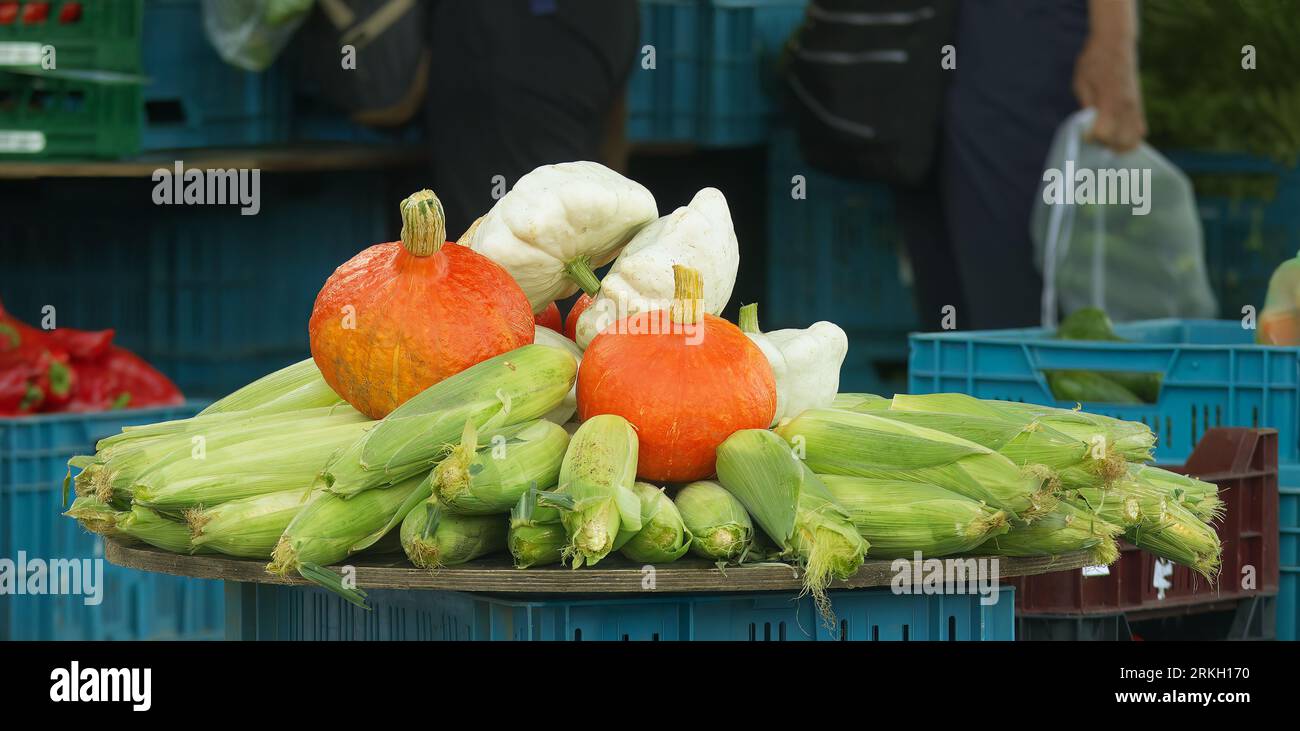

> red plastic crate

[{"left": 1011, "top": 428, "right": 1279, "bottom": 616}]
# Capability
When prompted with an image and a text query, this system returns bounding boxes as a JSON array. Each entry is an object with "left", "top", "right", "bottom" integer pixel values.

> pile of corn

[{"left": 63, "top": 350, "right": 1224, "bottom": 611}]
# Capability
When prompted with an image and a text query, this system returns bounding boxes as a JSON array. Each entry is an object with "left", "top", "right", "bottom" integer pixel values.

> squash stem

[
  {"left": 670, "top": 265, "right": 704, "bottom": 325},
  {"left": 399, "top": 189, "right": 447, "bottom": 257},
  {"left": 564, "top": 256, "right": 603, "bottom": 298},
  {"left": 737, "top": 303, "right": 761, "bottom": 334}
]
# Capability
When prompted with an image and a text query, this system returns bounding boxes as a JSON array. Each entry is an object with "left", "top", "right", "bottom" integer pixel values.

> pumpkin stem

[
  {"left": 400, "top": 189, "right": 447, "bottom": 256},
  {"left": 670, "top": 265, "right": 704, "bottom": 326},
  {"left": 564, "top": 256, "right": 603, "bottom": 298},
  {"left": 737, "top": 303, "right": 761, "bottom": 334}
]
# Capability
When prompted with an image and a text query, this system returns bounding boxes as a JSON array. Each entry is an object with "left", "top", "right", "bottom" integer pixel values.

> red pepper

[
  {"left": 0, "top": 364, "right": 43, "bottom": 415},
  {"left": 45, "top": 326, "right": 115, "bottom": 360},
  {"left": 63, "top": 346, "right": 182, "bottom": 412}
]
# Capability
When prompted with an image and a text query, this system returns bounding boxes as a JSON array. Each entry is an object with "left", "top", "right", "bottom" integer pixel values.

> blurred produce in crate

[{"left": 1, "top": 296, "right": 181, "bottom": 415}]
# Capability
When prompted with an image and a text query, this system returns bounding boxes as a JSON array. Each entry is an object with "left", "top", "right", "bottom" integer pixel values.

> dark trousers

[
  {"left": 901, "top": 0, "right": 1088, "bottom": 331},
  {"left": 425, "top": 0, "right": 639, "bottom": 237}
]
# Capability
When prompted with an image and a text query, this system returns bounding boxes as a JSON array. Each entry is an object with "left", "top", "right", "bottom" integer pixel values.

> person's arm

[{"left": 1073, "top": 0, "right": 1147, "bottom": 152}]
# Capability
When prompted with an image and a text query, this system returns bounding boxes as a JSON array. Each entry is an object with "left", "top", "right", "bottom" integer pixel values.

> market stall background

[{"left": 0, "top": 0, "right": 1296, "bottom": 641}]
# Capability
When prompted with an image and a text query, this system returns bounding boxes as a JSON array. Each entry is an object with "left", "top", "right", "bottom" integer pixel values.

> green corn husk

[
  {"left": 674, "top": 480, "right": 754, "bottom": 562},
  {"left": 887, "top": 393, "right": 1137, "bottom": 476},
  {"left": 320, "top": 344, "right": 577, "bottom": 498},
  {"left": 1065, "top": 487, "right": 1146, "bottom": 529},
  {"left": 198, "top": 357, "right": 344, "bottom": 416},
  {"left": 267, "top": 471, "right": 432, "bottom": 607},
  {"left": 863, "top": 407, "right": 1093, "bottom": 472},
  {"left": 621, "top": 482, "right": 692, "bottom": 564},
  {"left": 187, "top": 490, "right": 314, "bottom": 558},
  {"left": 431, "top": 419, "right": 569, "bottom": 515},
  {"left": 1125, "top": 500, "right": 1222, "bottom": 579},
  {"left": 63, "top": 494, "right": 125, "bottom": 537},
  {"left": 90, "top": 406, "right": 370, "bottom": 505},
  {"left": 820, "top": 476, "right": 1011, "bottom": 558},
  {"left": 132, "top": 418, "right": 376, "bottom": 512},
  {"left": 116, "top": 505, "right": 211, "bottom": 555},
  {"left": 533, "top": 325, "right": 582, "bottom": 425},
  {"left": 554, "top": 414, "right": 641, "bottom": 568},
  {"left": 776, "top": 408, "right": 1057, "bottom": 522},
  {"left": 830, "top": 393, "right": 890, "bottom": 411},
  {"left": 1130, "top": 464, "right": 1224, "bottom": 522},
  {"left": 400, "top": 500, "right": 508, "bottom": 569},
  {"left": 716, "top": 429, "right": 868, "bottom": 618},
  {"left": 508, "top": 487, "right": 569, "bottom": 568},
  {"left": 977, "top": 502, "right": 1123, "bottom": 565}
]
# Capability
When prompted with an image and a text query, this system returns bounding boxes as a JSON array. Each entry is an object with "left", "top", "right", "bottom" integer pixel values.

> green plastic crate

[
  {"left": 0, "top": 71, "right": 140, "bottom": 158},
  {"left": 0, "top": 0, "right": 142, "bottom": 72}
]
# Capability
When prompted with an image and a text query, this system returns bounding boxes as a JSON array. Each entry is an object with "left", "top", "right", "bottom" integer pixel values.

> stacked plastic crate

[{"left": 629, "top": 0, "right": 807, "bottom": 147}]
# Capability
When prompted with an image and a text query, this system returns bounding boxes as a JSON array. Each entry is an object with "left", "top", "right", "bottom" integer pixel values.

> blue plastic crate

[
  {"left": 765, "top": 129, "right": 920, "bottom": 335},
  {"left": 909, "top": 319, "right": 1300, "bottom": 465},
  {"left": 140, "top": 0, "right": 290, "bottom": 150},
  {"left": 1168, "top": 152, "right": 1300, "bottom": 320},
  {"left": 226, "top": 584, "right": 1014, "bottom": 640},
  {"left": 0, "top": 174, "right": 393, "bottom": 397},
  {"left": 628, "top": 0, "right": 703, "bottom": 143},
  {"left": 698, "top": 0, "right": 805, "bottom": 146},
  {"left": 1280, "top": 463, "right": 1299, "bottom": 641},
  {"left": 0, "top": 402, "right": 224, "bottom": 640}
]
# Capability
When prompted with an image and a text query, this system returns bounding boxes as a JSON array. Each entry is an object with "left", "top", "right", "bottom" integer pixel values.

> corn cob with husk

[
  {"left": 187, "top": 490, "right": 315, "bottom": 558},
  {"left": 319, "top": 344, "right": 577, "bottom": 498},
  {"left": 892, "top": 393, "right": 1157, "bottom": 463},
  {"left": 400, "top": 499, "right": 508, "bottom": 569},
  {"left": 430, "top": 419, "right": 568, "bottom": 515},
  {"left": 83, "top": 405, "right": 369, "bottom": 506},
  {"left": 1125, "top": 501, "right": 1222, "bottom": 579},
  {"left": 1129, "top": 464, "right": 1224, "bottom": 522},
  {"left": 553, "top": 414, "right": 641, "bottom": 567},
  {"left": 820, "top": 476, "right": 1011, "bottom": 558},
  {"left": 508, "top": 487, "right": 568, "bottom": 568},
  {"left": 198, "top": 357, "right": 344, "bottom": 416},
  {"left": 978, "top": 502, "right": 1122, "bottom": 565},
  {"left": 267, "top": 471, "right": 432, "bottom": 607},
  {"left": 621, "top": 482, "right": 692, "bottom": 564},
  {"left": 65, "top": 496, "right": 207, "bottom": 553},
  {"left": 64, "top": 494, "right": 126, "bottom": 537},
  {"left": 716, "top": 429, "right": 868, "bottom": 618},
  {"left": 775, "top": 408, "right": 1056, "bottom": 523},
  {"left": 132, "top": 418, "right": 376, "bottom": 512},
  {"left": 836, "top": 393, "right": 1100, "bottom": 472},
  {"left": 674, "top": 480, "right": 754, "bottom": 562}
]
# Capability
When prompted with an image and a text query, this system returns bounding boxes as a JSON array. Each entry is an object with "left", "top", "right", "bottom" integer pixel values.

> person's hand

[{"left": 1073, "top": 31, "right": 1147, "bottom": 152}]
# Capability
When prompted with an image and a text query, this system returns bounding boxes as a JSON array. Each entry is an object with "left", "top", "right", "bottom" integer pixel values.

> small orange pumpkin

[
  {"left": 577, "top": 265, "right": 776, "bottom": 482},
  {"left": 309, "top": 189, "right": 534, "bottom": 418}
]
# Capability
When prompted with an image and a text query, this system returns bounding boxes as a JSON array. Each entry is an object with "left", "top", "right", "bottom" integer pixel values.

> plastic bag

[
  {"left": 202, "top": 0, "right": 315, "bottom": 72},
  {"left": 1033, "top": 109, "right": 1217, "bottom": 326},
  {"left": 1258, "top": 254, "right": 1300, "bottom": 345}
]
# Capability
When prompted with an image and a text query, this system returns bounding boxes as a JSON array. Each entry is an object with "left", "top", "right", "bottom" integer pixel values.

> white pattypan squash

[
  {"left": 467, "top": 161, "right": 658, "bottom": 312},
  {"left": 575, "top": 187, "right": 740, "bottom": 348},
  {"left": 738, "top": 304, "right": 848, "bottom": 426}
]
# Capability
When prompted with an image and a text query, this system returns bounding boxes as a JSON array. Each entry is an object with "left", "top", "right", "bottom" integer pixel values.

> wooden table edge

[{"left": 104, "top": 538, "right": 1096, "bottom": 594}]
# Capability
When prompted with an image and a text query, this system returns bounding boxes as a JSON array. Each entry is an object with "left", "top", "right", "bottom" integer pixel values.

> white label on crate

[
  {"left": 1152, "top": 557, "right": 1174, "bottom": 600},
  {"left": 0, "top": 131, "right": 46, "bottom": 153},
  {"left": 0, "top": 42, "right": 44, "bottom": 66},
  {"left": 1081, "top": 565, "right": 1110, "bottom": 577}
]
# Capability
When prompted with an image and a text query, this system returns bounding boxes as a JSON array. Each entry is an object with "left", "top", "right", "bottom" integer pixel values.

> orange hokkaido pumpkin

[
  {"left": 309, "top": 189, "right": 535, "bottom": 419},
  {"left": 564, "top": 292, "right": 593, "bottom": 341},
  {"left": 535, "top": 301, "right": 562, "bottom": 332},
  {"left": 577, "top": 265, "right": 776, "bottom": 482}
]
